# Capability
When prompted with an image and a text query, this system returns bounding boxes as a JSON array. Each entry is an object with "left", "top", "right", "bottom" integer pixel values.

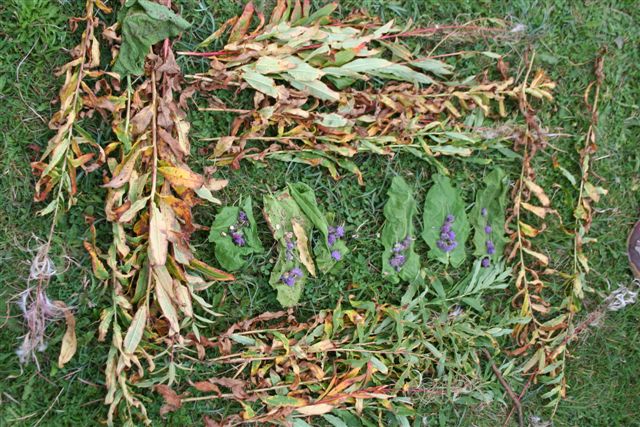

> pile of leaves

[{"left": 22, "top": 0, "right": 609, "bottom": 426}]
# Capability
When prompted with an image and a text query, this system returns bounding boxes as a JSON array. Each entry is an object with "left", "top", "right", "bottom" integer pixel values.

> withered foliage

[
  {"left": 504, "top": 52, "right": 607, "bottom": 408},
  {"left": 27, "top": 0, "right": 610, "bottom": 425},
  {"left": 90, "top": 28, "right": 237, "bottom": 427},
  {"left": 172, "top": 293, "right": 507, "bottom": 425},
  {"left": 188, "top": 2, "right": 555, "bottom": 180},
  {"left": 20, "top": 0, "right": 115, "bottom": 373}
]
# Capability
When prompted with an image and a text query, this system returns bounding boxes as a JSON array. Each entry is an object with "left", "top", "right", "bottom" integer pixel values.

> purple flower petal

[
  {"left": 487, "top": 246, "right": 496, "bottom": 255},
  {"left": 441, "top": 223, "right": 451, "bottom": 233},
  {"left": 484, "top": 225, "right": 492, "bottom": 234},
  {"left": 331, "top": 250, "right": 342, "bottom": 261},
  {"left": 447, "top": 230, "right": 456, "bottom": 240},
  {"left": 231, "top": 232, "right": 245, "bottom": 247},
  {"left": 481, "top": 257, "right": 491, "bottom": 268},
  {"left": 481, "top": 208, "right": 488, "bottom": 217},
  {"left": 290, "top": 267, "right": 303, "bottom": 278},
  {"left": 335, "top": 226, "right": 345, "bottom": 238},
  {"left": 446, "top": 214, "right": 455, "bottom": 223},
  {"left": 328, "top": 233, "right": 337, "bottom": 247},
  {"left": 238, "top": 211, "right": 248, "bottom": 224}
]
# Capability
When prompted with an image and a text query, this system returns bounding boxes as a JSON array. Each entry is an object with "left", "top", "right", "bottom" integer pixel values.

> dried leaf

[
  {"left": 159, "top": 166, "right": 204, "bottom": 189},
  {"left": 292, "top": 219, "right": 316, "bottom": 277},
  {"left": 524, "top": 178, "right": 550, "bottom": 207},
  {"left": 149, "top": 202, "right": 169, "bottom": 266},
  {"left": 295, "top": 404, "right": 335, "bottom": 416},
  {"left": 56, "top": 302, "right": 77, "bottom": 368},
  {"left": 155, "top": 384, "right": 182, "bottom": 416}
]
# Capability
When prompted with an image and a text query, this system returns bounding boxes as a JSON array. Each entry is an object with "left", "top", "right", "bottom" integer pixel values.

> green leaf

[
  {"left": 208, "top": 197, "right": 263, "bottom": 271},
  {"left": 337, "top": 58, "right": 433, "bottom": 84},
  {"left": 242, "top": 70, "right": 279, "bottom": 98},
  {"left": 290, "top": 79, "right": 340, "bottom": 102},
  {"left": 263, "top": 189, "right": 314, "bottom": 307},
  {"left": 123, "top": 303, "right": 147, "bottom": 355},
  {"left": 381, "top": 177, "right": 421, "bottom": 284},
  {"left": 410, "top": 58, "right": 454, "bottom": 76},
  {"left": 422, "top": 174, "right": 470, "bottom": 267},
  {"left": 284, "top": 56, "right": 325, "bottom": 81},
  {"left": 469, "top": 168, "right": 508, "bottom": 261},
  {"left": 323, "top": 414, "right": 349, "bottom": 427},
  {"left": 261, "top": 395, "right": 307, "bottom": 407},
  {"left": 114, "top": 0, "right": 191, "bottom": 76},
  {"left": 289, "top": 183, "right": 348, "bottom": 273}
]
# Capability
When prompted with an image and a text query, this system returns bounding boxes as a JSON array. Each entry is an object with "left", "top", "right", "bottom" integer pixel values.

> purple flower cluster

[
  {"left": 481, "top": 208, "right": 495, "bottom": 268},
  {"left": 390, "top": 235, "right": 412, "bottom": 271},
  {"left": 280, "top": 267, "right": 303, "bottom": 287},
  {"left": 228, "top": 210, "right": 250, "bottom": 247},
  {"left": 284, "top": 233, "right": 296, "bottom": 261},
  {"left": 328, "top": 225, "right": 345, "bottom": 261},
  {"left": 436, "top": 214, "right": 458, "bottom": 253}
]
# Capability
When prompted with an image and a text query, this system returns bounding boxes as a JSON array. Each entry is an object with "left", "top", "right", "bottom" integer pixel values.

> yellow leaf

[
  {"left": 103, "top": 145, "right": 143, "bottom": 188},
  {"left": 55, "top": 301, "right": 76, "bottom": 368},
  {"left": 155, "top": 275, "right": 180, "bottom": 335},
  {"left": 307, "top": 339, "right": 335, "bottom": 353},
  {"left": 90, "top": 35, "right": 100, "bottom": 68},
  {"left": 524, "top": 179, "right": 550, "bottom": 206},
  {"left": 149, "top": 202, "right": 168, "bottom": 266},
  {"left": 519, "top": 221, "right": 541, "bottom": 237},
  {"left": 292, "top": 219, "right": 316, "bottom": 277},
  {"left": 158, "top": 166, "right": 204, "bottom": 189},
  {"left": 522, "top": 202, "right": 547, "bottom": 219},
  {"left": 295, "top": 404, "right": 335, "bottom": 416},
  {"left": 584, "top": 182, "right": 607, "bottom": 203},
  {"left": 213, "top": 136, "right": 235, "bottom": 157},
  {"left": 522, "top": 246, "right": 549, "bottom": 265}
]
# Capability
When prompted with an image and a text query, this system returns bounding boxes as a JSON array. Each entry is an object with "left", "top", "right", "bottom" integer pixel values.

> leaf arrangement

[
  {"left": 23, "top": 0, "right": 611, "bottom": 425},
  {"left": 188, "top": 2, "right": 555, "bottom": 180},
  {"left": 177, "top": 268, "right": 513, "bottom": 425}
]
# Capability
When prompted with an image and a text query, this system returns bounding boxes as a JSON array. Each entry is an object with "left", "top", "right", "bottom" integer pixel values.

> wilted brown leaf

[{"left": 155, "top": 384, "right": 182, "bottom": 416}]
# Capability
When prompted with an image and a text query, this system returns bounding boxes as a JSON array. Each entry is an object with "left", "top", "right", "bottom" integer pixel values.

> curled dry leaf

[{"left": 55, "top": 301, "right": 77, "bottom": 368}]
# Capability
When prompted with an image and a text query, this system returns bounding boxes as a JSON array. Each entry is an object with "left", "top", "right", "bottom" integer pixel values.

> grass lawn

[{"left": 0, "top": 0, "right": 638, "bottom": 425}]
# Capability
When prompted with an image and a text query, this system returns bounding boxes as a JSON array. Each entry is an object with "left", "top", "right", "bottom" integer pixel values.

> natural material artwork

[{"left": 7, "top": 0, "right": 629, "bottom": 426}]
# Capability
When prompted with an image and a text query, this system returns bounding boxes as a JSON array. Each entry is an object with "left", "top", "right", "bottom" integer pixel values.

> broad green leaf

[
  {"left": 289, "top": 182, "right": 349, "bottom": 273},
  {"left": 263, "top": 189, "right": 314, "bottom": 307},
  {"left": 114, "top": 0, "right": 191, "bottom": 76},
  {"left": 242, "top": 70, "right": 279, "bottom": 98},
  {"left": 290, "top": 79, "right": 340, "bottom": 102},
  {"left": 410, "top": 58, "right": 454, "bottom": 76},
  {"left": 315, "top": 113, "right": 350, "bottom": 128},
  {"left": 285, "top": 56, "right": 325, "bottom": 81},
  {"left": 469, "top": 168, "right": 508, "bottom": 262},
  {"left": 337, "top": 58, "right": 433, "bottom": 84},
  {"left": 422, "top": 174, "right": 470, "bottom": 267},
  {"left": 381, "top": 176, "right": 421, "bottom": 284},
  {"left": 254, "top": 56, "right": 295, "bottom": 75},
  {"left": 208, "top": 197, "right": 263, "bottom": 271}
]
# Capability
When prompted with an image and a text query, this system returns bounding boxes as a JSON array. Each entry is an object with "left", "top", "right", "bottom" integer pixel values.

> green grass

[{"left": 1, "top": 0, "right": 639, "bottom": 426}]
